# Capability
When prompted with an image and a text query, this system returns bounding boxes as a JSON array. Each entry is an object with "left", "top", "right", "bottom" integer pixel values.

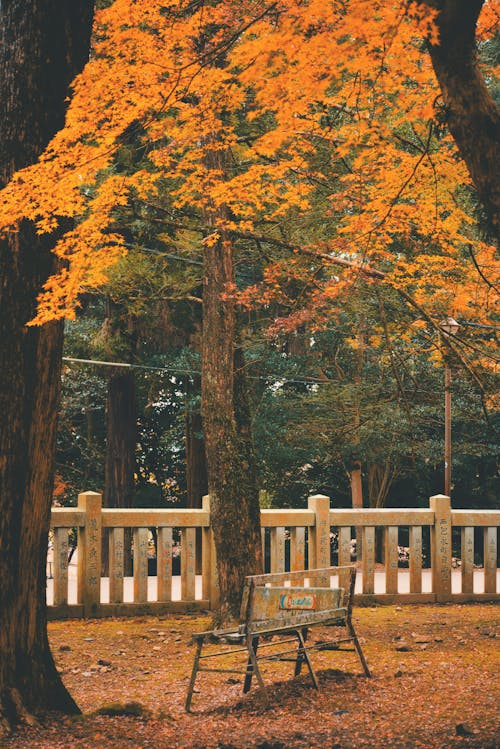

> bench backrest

[{"left": 240, "top": 565, "right": 356, "bottom": 635}]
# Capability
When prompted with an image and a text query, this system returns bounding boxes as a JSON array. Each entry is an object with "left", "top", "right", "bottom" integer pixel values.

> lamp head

[{"left": 439, "top": 316, "right": 460, "bottom": 336}]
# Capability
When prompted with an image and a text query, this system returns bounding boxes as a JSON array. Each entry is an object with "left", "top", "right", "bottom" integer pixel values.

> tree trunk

[
  {"left": 350, "top": 462, "right": 364, "bottom": 561},
  {"left": 201, "top": 217, "right": 263, "bottom": 625},
  {"left": 103, "top": 369, "right": 137, "bottom": 575},
  {"left": 185, "top": 376, "right": 208, "bottom": 509},
  {"left": 105, "top": 371, "right": 137, "bottom": 509},
  {"left": 185, "top": 376, "right": 208, "bottom": 574},
  {"left": 350, "top": 325, "right": 365, "bottom": 560},
  {"left": 367, "top": 461, "right": 398, "bottom": 563},
  {"left": 421, "top": 0, "right": 499, "bottom": 238},
  {"left": 0, "top": 0, "right": 94, "bottom": 734}
]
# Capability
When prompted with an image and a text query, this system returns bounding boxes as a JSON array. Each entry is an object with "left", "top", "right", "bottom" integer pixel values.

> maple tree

[
  {"left": 0, "top": 1, "right": 495, "bottom": 323},
  {"left": 0, "top": 1, "right": 495, "bottom": 365},
  {"left": 0, "top": 0, "right": 498, "bottom": 624}
]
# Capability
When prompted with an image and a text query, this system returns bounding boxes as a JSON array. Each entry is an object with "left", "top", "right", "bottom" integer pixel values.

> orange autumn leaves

[{"left": 0, "top": 0, "right": 497, "bottom": 329}]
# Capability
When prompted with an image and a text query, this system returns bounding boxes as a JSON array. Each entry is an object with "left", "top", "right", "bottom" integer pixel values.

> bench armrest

[{"left": 192, "top": 626, "right": 241, "bottom": 641}]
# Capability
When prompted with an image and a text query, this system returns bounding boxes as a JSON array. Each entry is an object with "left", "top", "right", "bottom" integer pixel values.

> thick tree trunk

[
  {"left": 421, "top": 0, "right": 499, "bottom": 238},
  {"left": 201, "top": 226, "right": 263, "bottom": 625},
  {"left": 200, "top": 134, "right": 263, "bottom": 624},
  {"left": 0, "top": 0, "right": 94, "bottom": 734}
]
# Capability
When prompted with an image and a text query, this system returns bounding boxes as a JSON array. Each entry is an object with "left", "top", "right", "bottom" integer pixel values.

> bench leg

[
  {"left": 245, "top": 635, "right": 267, "bottom": 702},
  {"left": 294, "top": 627, "right": 308, "bottom": 676},
  {"left": 296, "top": 629, "right": 319, "bottom": 690},
  {"left": 347, "top": 620, "right": 371, "bottom": 677},
  {"left": 185, "top": 638, "right": 204, "bottom": 711},
  {"left": 243, "top": 636, "right": 260, "bottom": 693}
]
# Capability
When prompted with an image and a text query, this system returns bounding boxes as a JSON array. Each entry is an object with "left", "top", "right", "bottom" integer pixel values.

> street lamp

[{"left": 439, "top": 317, "right": 460, "bottom": 497}]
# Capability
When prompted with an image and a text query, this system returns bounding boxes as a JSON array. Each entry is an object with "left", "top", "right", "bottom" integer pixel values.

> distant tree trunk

[
  {"left": 367, "top": 461, "right": 398, "bottom": 510},
  {"left": 105, "top": 371, "right": 137, "bottom": 509},
  {"left": 420, "top": 0, "right": 499, "bottom": 238},
  {"left": 351, "top": 326, "right": 365, "bottom": 560},
  {"left": 81, "top": 393, "right": 101, "bottom": 487},
  {"left": 0, "top": 0, "right": 94, "bottom": 735},
  {"left": 367, "top": 461, "right": 399, "bottom": 564},
  {"left": 185, "top": 376, "right": 208, "bottom": 574},
  {"left": 100, "top": 298, "right": 138, "bottom": 574},
  {"left": 350, "top": 461, "right": 364, "bottom": 560},
  {"left": 103, "top": 369, "right": 137, "bottom": 575},
  {"left": 185, "top": 376, "right": 208, "bottom": 509}
]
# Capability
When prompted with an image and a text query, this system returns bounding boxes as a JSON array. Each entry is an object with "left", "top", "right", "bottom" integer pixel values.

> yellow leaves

[
  {"left": 35, "top": 216, "right": 60, "bottom": 235},
  {"left": 29, "top": 175, "right": 133, "bottom": 324},
  {"left": 411, "top": 319, "right": 428, "bottom": 332},
  {"left": 30, "top": 235, "right": 127, "bottom": 326},
  {"left": 476, "top": 0, "right": 500, "bottom": 40},
  {"left": 202, "top": 232, "right": 221, "bottom": 248},
  {"left": 406, "top": 1, "right": 439, "bottom": 46}
]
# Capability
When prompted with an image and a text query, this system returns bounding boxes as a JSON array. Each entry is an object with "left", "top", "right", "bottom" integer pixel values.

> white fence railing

[{"left": 47, "top": 492, "right": 499, "bottom": 619}]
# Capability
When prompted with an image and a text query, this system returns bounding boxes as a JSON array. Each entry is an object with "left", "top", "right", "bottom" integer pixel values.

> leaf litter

[{"left": 2, "top": 603, "right": 498, "bottom": 749}]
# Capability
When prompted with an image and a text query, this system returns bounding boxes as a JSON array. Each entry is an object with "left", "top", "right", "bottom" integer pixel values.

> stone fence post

[
  {"left": 430, "top": 494, "right": 452, "bottom": 602},
  {"left": 77, "top": 491, "right": 102, "bottom": 616},
  {"left": 308, "top": 494, "right": 331, "bottom": 569}
]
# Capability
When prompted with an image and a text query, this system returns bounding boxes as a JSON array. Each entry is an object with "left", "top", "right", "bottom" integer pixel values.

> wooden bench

[{"left": 185, "top": 565, "right": 370, "bottom": 711}]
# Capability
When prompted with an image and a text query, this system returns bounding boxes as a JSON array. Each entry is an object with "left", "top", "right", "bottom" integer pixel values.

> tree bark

[
  {"left": 350, "top": 326, "right": 364, "bottom": 559},
  {"left": 99, "top": 298, "right": 138, "bottom": 574},
  {"left": 201, "top": 182, "right": 263, "bottom": 624},
  {"left": 105, "top": 371, "right": 137, "bottom": 510},
  {"left": 350, "top": 462, "right": 364, "bottom": 561},
  {"left": 0, "top": 0, "right": 94, "bottom": 734},
  {"left": 185, "top": 376, "right": 208, "bottom": 509},
  {"left": 421, "top": 0, "right": 500, "bottom": 238},
  {"left": 103, "top": 369, "right": 137, "bottom": 575},
  {"left": 185, "top": 371, "right": 208, "bottom": 575}
]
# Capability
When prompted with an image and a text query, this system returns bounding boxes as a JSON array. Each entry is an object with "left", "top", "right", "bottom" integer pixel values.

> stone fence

[{"left": 47, "top": 492, "right": 499, "bottom": 619}]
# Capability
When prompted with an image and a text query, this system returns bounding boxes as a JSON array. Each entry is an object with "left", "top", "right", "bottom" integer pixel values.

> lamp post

[{"left": 439, "top": 317, "right": 460, "bottom": 496}]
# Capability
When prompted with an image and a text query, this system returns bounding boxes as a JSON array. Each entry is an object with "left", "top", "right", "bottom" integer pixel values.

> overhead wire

[{"left": 62, "top": 356, "right": 331, "bottom": 385}]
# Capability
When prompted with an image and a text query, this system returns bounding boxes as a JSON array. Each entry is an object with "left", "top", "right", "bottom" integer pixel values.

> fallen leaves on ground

[{"left": 2, "top": 603, "right": 499, "bottom": 749}]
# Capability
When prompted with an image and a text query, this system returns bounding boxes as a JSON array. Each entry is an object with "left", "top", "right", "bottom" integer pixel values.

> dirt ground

[{"left": 2, "top": 603, "right": 499, "bottom": 749}]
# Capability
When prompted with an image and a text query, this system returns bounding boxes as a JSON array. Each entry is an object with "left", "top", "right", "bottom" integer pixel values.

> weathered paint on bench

[{"left": 245, "top": 586, "right": 344, "bottom": 634}]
